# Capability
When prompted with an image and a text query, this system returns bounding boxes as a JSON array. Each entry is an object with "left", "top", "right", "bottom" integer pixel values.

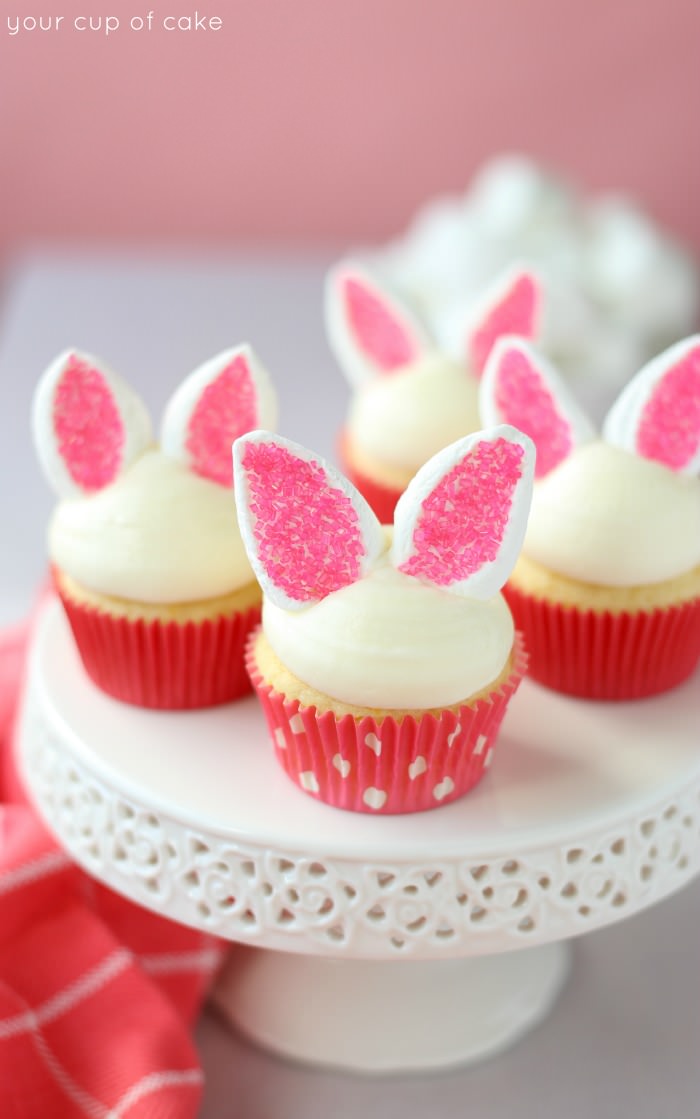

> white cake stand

[{"left": 18, "top": 603, "right": 700, "bottom": 1073}]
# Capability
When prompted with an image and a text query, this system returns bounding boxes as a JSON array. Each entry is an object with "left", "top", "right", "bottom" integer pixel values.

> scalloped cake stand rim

[
  {"left": 17, "top": 600, "right": 700, "bottom": 961},
  {"left": 18, "top": 601, "right": 700, "bottom": 1071}
]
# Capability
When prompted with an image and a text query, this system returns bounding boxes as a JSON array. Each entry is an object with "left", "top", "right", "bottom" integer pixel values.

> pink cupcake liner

[
  {"left": 337, "top": 430, "right": 404, "bottom": 525},
  {"left": 58, "top": 585, "right": 261, "bottom": 709},
  {"left": 246, "top": 630, "right": 527, "bottom": 814},
  {"left": 503, "top": 583, "right": 700, "bottom": 700}
]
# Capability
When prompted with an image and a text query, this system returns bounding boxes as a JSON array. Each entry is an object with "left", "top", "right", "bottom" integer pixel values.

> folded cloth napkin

[{"left": 0, "top": 613, "right": 227, "bottom": 1118}]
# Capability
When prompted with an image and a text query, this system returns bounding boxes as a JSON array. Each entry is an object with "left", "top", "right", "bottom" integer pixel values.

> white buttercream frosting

[
  {"left": 262, "top": 547, "right": 514, "bottom": 709},
  {"left": 347, "top": 355, "right": 480, "bottom": 471},
  {"left": 524, "top": 441, "right": 700, "bottom": 586},
  {"left": 49, "top": 449, "right": 253, "bottom": 603}
]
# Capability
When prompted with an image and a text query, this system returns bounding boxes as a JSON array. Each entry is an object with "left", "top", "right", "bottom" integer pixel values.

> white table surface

[{"left": 1, "top": 250, "right": 698, "bottom": 1118}]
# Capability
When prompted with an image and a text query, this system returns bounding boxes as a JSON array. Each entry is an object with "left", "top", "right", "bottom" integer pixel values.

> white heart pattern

[
  {"left": 289, "top": 714, "right": 305, "bottom": 735},
  {"left": 447, "top": 724, "right": 462, "bottom": 748},
  {"left": 433, "top": 777, "right": 455, "bottom": 802},
  {"left": 274, "top": 728, "right": 287, "bottom": 750},
  {"left": 299, "top": 771, "right": 320, "bottom": 793},
  {"left": 332, "top": 754, "right": 351, "bottom": 778},
  {"left": 364, "top": 733, "right": 382, "bottom": 756},
  {"left": 473, "top": 734, "right": 489, "bottom": 756},
  {"left": 362, "top": 787, "right": 387, "bottom": 810},
  {"left": 408, "top": 756, "right": 427, "bottom": 780}
]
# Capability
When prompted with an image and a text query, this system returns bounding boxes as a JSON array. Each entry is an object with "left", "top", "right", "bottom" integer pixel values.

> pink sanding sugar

[
  {"left": 54, "top": 356, "right": 124, "bottom": 491},
  {"left": 636, "top": 349, "right": 700, "bottom": 470},
  {"left": 243, "top": 442, "right": 366, "bottom": 603},
  {"left": 400, "top": 438, "right": 525, "bottom": 585},
  {"left": 186, "top": 355, "right": 258, "bottom": 486},
  {"left": 495, "top": 347, "right": 572, "bottom": 478},
  {"left": 469, "top": 274, "right": 537, "bottom": 377},
  {"left": 345, "top": 277, "right": 417, "bottom": 372}
]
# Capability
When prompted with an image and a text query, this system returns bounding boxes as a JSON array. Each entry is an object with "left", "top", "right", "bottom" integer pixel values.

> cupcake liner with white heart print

[{"left": 246, "top": 629, "right": 527, "bottom": 814}]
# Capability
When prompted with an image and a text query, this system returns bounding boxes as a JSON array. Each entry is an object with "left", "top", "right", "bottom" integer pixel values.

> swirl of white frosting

[
  {"left": 524, "top": 441, "right": 700, "bottom": 587},
  {"left": 347, "top": 355, "right": 480, "bottom": 472},
  {"left": 263, "top": 548, "right": 514, "bottom": 709},
  {"left": 49, "top": 449, "right": 253, "bottom": 603}
]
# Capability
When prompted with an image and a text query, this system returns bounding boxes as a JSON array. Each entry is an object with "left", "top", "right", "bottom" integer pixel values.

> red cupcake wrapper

[
  {"left": 503, "top": 583, "right": 700, "bottom": 700},
  {"left": 337, "top": 430, "right": 404, "bottom": 525},
  {"left": 58, "top": 587, "right": 261, "bottom": 709},
  {"left": 246, "top": 631, "right": 527, "bottom": 814}
]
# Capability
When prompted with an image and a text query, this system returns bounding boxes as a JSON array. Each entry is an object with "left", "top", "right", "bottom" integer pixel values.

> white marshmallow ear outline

[
  {"left": 160, "top": 345, "right": 278, "bottom": 487},
  {"left": 603, "top": 335, "right": 700, "bottom": 475},
  {"left": 463, "top": 266, "right": 541, "bottom": 378},
  {"left": 233, "top": 432, "right": 385, "bottom": 611},
  {"left": 392, "top": 425, "right": 535, "bottom": 600},
  {"left": 325, "top": 262, "right": 432, "bottom": 388},
  {"left": 31, "top": 349, "right": 153, "bottom": 499},
  {"left": 480, "top": 338, "right": 595, "bottom": 479}
]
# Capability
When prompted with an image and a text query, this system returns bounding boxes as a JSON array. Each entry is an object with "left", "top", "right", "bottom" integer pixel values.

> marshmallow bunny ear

[
  {"left": 465, "top": 268, "right": 541, "bottom": 378},
  {"left": 161, "top": 345, "right": 278, "bottom": 487},
  {"left": 480, "top": 338, "right": 595, "bottom": 478},
  {"left": 233, "top": 433, "right": 385, "bottom": 610},
  {"left": 392, "top": 426, "right": 535, "bottom": 600},
  {"left": 32, "top": 350, "right": 153, "bottom": 498},
  {"left": 603, "top": 336, "right": 700, "bottom": 474},
  {"left": 325, "top": 263, "right": 431, "bottom": 388}
]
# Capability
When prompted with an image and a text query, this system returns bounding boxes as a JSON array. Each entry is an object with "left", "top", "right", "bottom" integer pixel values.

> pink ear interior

[
  {"left": 345, "top": 276, "right": 419, "bottom": 372},
  {"left": 635, "top": 347, "right": 700, "bottom": 470},
  {"left": 493, "top": 346, "right": 573, "bottom": 478},
  {"left": 398, "top": 437, "right": 526, "bottom": 585},
  {"left": 241, "top": 441, "right": 367, "bottom": 604},
  {"left": 469, "top": 274, "right": 538, "bottom": 377},
  {"left": 186, "top": 353, "right": 259, "bottom": 486},
  {"left": 54, "top": 354, "right": 125, "bottom": 492}
]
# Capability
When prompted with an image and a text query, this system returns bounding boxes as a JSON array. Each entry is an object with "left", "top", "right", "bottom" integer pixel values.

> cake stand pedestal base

[{"left": 212, "top": 941, "right": 571, "bottom": 1073}]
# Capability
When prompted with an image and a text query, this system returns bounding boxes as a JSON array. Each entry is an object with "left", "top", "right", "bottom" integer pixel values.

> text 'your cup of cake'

[
  {"left": 234, "top": 426, "right": 534, "bottom": 814},
  {"left": 481, "top": 335, "right": 700, "bottom": 699},
  {"left": 326, "top": 261, "right": 540, "bottom": 524},
  {"left": 33, "top": 345, "right": 277, "bottom": 708}
]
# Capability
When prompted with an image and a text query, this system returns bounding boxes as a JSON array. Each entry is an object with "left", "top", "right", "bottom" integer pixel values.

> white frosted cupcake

[
  {"left": 33, "top": 345, "right": 277, "bottom": 708},
  {"left": 234, "top": 427, "right": 534, "bottom": 813},
  {"left": 481, "top": 334, "right": 700, "bottom": 698},
  {"left": 326, "top": 262, "right": 539, "bottom": 523}
]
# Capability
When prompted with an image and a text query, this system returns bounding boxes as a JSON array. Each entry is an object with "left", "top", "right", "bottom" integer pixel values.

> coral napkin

[{"left": 0, "top": 616, "right": 226, "bottom": 1118}]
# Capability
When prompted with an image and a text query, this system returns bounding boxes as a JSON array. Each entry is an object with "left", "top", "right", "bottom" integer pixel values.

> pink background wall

[{"left": 2, "top": 0, "right": 699, "bottom": 254}]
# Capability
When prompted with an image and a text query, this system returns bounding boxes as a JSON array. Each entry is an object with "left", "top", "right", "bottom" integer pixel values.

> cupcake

[
  {"left": 32, "top": 345, "right": 277, "bottom": 708},
  {"left": 233, "top": 426, "right": 534, "bottom": 814},
  {"left": 480, "top": 335, "right": 700, "bottom": 699},
  {"left": 326, "top": 262, "right": 539, "bottom": 523}
]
